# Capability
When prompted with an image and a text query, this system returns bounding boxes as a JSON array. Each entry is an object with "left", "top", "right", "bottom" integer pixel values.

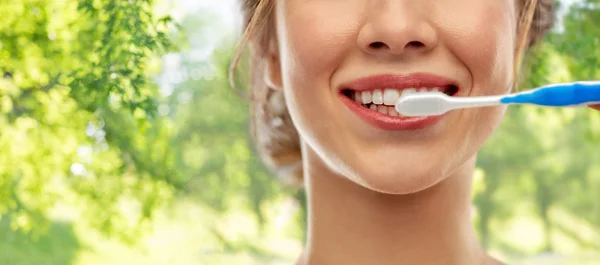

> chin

[{"left": 349, "top": 161, "right": 448, "bottom": 195}]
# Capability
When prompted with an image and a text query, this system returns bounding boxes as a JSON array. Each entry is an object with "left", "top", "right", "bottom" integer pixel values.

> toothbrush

[{"left": 394, "top": 81, "right": 600, "bottom": 117}]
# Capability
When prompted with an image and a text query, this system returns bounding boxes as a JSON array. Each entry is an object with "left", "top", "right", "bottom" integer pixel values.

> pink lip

[
  {"left": 338, "top": 73, "right": 458, "bottom": 131},
  {"left": 339, "top": 73, "right": 459, "bottom": 92}
]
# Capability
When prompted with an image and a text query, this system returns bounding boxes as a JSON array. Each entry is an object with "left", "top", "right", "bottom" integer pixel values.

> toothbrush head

[{"left": 395, "top": 92, "right": 451, "bottom": 117}]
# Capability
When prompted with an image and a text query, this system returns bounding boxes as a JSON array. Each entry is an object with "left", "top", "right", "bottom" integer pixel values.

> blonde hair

[{"left": 230, "top": 0, "right": 555, "bottom": 187}]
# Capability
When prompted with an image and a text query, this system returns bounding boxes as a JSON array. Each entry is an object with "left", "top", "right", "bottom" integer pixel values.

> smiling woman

[
  {"left": 232, "top": 0, "right": 555, "bottom": 187},
  {"left": 226, "top": 0, "right": 591, "bottom": 264}
]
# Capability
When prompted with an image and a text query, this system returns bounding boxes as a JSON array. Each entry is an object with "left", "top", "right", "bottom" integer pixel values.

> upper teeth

[{"left": 357, "top": 87, "right": 441, "bottom": 105}]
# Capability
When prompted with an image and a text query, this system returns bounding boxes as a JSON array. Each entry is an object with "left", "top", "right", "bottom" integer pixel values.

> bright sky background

[{"left": 176, "top": 0, "right": 242, "bottom": 31}]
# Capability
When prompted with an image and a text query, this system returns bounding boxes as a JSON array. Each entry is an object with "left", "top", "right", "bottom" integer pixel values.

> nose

[{"left": 357, "top": 2, "right": 438, "bottom": 58}]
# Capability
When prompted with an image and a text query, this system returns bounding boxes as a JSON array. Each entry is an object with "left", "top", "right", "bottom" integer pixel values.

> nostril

[
  {"left": 368, "top": 41, "right": 427, "bottom": 53},
  {"left": 369, "top": 42, "right": 388, "bottom": 49},
  {"left": 406, "top": 41, "right": 425, "bottom": 48}
]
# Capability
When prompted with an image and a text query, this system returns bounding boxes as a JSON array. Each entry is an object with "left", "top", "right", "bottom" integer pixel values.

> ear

[{"left": 263, "top": 39, "right": 283, "bottom": 91}]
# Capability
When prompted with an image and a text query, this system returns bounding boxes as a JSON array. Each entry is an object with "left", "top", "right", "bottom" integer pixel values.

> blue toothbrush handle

[{"left": 500, "top": 81, "right": 600, "bottom": 106}]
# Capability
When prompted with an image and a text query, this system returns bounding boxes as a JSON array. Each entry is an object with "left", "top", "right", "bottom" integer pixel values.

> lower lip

[{"left": 339, "top": 93, "right": 445, "bottom": 131}]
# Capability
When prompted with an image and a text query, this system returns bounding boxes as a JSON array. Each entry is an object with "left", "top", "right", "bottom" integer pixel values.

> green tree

[{"left": 0, "top": 0, "right": 176, "bottom": 241}]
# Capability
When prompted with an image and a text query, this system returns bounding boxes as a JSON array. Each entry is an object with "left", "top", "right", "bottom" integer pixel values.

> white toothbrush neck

[{"left": 446, "top": 95, "right": 505, "bottom": 110}]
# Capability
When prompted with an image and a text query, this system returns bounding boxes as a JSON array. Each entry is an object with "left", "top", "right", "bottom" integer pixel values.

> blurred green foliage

[
  {"left": 472, "top": 2, "right": 600, "bottom": 256},
  {"left": 0, "top": 0, "right": 599, "bottom": 264},
  {"left": 0, "top": 0, "right": 176, "bottom": 241}
]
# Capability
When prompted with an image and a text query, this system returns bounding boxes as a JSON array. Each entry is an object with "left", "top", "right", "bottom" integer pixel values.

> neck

[{"left": 297, "top": 145, "right": 490, "bottom": 265}]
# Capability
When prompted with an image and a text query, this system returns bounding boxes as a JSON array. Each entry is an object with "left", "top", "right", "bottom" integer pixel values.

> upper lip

[{"left": 338, "top": 73, "right": 460, "bottom": 92}]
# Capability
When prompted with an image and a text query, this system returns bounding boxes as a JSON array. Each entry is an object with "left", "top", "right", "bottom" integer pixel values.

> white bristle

[{"left": 395, "top": 92, "right": 450, "bottom": 117}]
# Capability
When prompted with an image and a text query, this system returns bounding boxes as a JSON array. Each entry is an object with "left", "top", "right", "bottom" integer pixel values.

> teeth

[
  {"left": 388, "top": 106, "right": 399, "bottom": 116},
  {"left": 372, "top": 89, "right": 383, "bottom": 104},
  {"left": 423, "top": 87, "right": 441, "bottom": 93},
  {"left": 357, "top": 87, "right": 443, "bottom": 105},
  {"left": 404, "top": 88, "right": 417, "bottom": 94},
  {"left": 360, "top": 87, "right": 450, "bottom": 115},
  {"left": 354, "top": 91, "right": 362, "bottom": 103},
  {"left": 362, "top": 91, "right": 372, "bottom": 104},
  {"left": 383, "top": 88, "right": 400, "bottom": 105},
  {"left": 400, "top": 88, "right": 415, "bottom": 98}
]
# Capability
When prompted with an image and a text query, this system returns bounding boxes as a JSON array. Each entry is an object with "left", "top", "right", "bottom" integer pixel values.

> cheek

[
  {"left": 436, "top": 0, "right": 517, "bottom": 96},
  {"left": 434, "top": 0, "right": 516, "bottom": 170},
  {"left": 275, "top": 0, "right": 361, "bottom": 85},
  {"left": 439, "top": 0, "right": 516, "bottom": 138},
  {"left": 274, "top": 0, "right": 363, "bottom": 141}
]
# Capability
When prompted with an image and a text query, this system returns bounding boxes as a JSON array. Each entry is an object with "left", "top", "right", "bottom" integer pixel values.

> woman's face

[{"left": 269, "top": 0, "right": 518, "bottom": 193}]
